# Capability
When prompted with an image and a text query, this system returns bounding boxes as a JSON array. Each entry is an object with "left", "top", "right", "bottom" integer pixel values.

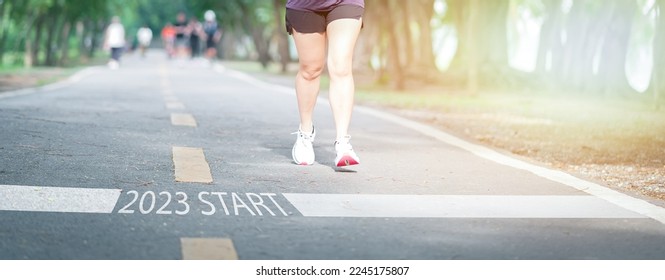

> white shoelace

[
  {"left": 335, "top": 136, "right": 353, "bottom": 152},
  {"left": 292, "top": 130, "right": 314, "bottom": 146}
]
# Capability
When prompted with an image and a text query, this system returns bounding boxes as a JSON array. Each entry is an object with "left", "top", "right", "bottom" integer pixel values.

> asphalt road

[{"left": 1, "top": 52, "right": 665, "bottom": 260}]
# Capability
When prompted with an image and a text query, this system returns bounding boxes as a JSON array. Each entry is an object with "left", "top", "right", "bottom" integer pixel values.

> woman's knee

[
  {"left": 327, "top": 60, "right": 352, "bottom": 79},
  {"left": 299, "top": 64, "right": 324, "bottom": 81}
]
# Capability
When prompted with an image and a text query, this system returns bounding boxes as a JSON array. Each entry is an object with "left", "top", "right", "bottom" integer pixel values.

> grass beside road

[
  {"left": 0, "top": 52, "right": 108, "bottom": 93},
  {"left": 0, "top": 67, "right": 82, "bottom": 92}
]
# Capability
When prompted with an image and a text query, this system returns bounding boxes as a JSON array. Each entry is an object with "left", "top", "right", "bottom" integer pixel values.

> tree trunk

[
  {"left": 653, "top": 0, "right": 665, "bottom": 105},
  {"left": 88, "top": 20, "right": 104, "bottom": 59},
  {"left": 31, "top": 16, "right": 45, "bottom": 67},
  {"left": 448, "top": 0, "right": 468, "bottom": 72},
  {"left": 466, "top": 0, "right": 479, "bottom": 95},
  {"left": 272, "top": 0, "right": 290, "bottom": 73},
  {"left": 44, "top": 11, "right": 61, "bottom": 66},
  {"left": 353, "top": 0, "right": 378, "bottom": 75},
  {"left": 558, "top": 1, "right": 596, "bottom": 91},
  {"left": 449, "top": 0, "right": 510, "bottom": 87},
  {"left": 597, "top": 0, "right": 637, "bottom": 95},
  {"left": 59, "top": 21, "right": 72, "bottom": 66},
  {"left": 0, "top": 0, "right": 8, "bottom": 63},
  {"left": 476, "top": 0, "right": 510, "bottom": 86},
  {"left": 477, "top": 1, "right": 509, "bottom": 67},
  {"left": 23, "top": 14, "right": 38, "bottom": 68},
  {"left": 238, "top": 2, "right": 271, "bottom": 68},
  {"left": 250, "top": 26, "right": 271, "bottom": 68},
  {"left": 536, "top": 0, "right": 562, "bottom": 74},
  {"left": 415, "top": 0, "right": 436, "bottom": 71},
  {"left": 578, "top": 2, "right": 615, "bottom": 92},
  {"left": 404, "top": 0, "right": 437, "bottom": 81},
  {"left": 400, "top": 1, "right": 413, "bottom": 69},
  {"left": 382, "top": 0, "right": 404, "bottom": 90},
  {"left": 79, "top": 20, "right": 91, "bottom": 62}
]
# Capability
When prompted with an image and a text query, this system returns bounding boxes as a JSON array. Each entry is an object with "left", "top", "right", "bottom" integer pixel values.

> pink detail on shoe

[{"left": 336, "top": 155, "right": 359, "bottom": 167}]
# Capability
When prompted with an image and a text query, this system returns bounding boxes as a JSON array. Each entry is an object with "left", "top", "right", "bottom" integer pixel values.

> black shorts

[
  {"left": 206, "top": 38, "right": 217, "bottom": 49},
  {"left": 285, "top": 5, "right": 364, "bottom": 35}
]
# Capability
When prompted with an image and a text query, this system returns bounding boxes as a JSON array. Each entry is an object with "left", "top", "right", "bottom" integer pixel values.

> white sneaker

[
  {"left": 334, "top": 136, "right": 360, "bottom": 167},
  {"left": 292, "top": 126, "right": 316, "bottom": 165},
  {"left": 108, "top": 60, "right": 120, "bottom": 70}
]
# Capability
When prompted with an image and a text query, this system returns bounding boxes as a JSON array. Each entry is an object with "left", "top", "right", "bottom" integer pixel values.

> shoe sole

[{"left": 335, "top": 154, "right": 359, "bottom": 167}]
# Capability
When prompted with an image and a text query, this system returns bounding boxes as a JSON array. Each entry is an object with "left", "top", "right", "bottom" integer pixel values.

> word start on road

[{"left": 116, "top": 191, "right": 289, "bottom": 217}]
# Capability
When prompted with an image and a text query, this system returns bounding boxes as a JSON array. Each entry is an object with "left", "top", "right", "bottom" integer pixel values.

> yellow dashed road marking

[
  {"left": 180, "top": 238, "right": 238, "bottom": 260},
  {"left": 172, "top": 147, "right": 213, "bottom": 183},
  {"left": 164, "top": 96, "right": 179, "bottom": 102},
  {"left": 171, "top": 113, "right": 198, "bottom": 127},
  {"left": 166, "top": 101, "right": 185, "bottom": 110},
  {"left": 162, "top": 89, "right": 174, "bottom": 96}
]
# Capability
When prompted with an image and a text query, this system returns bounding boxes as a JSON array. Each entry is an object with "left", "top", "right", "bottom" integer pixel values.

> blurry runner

[
  {"left": 187, "top": 17, "right": 204, "bottom": 58},
  {"left": 161, "top": 23, "right": 176, "bottom": 58},
  {"left": 137, "top": 24, "right": 153, "bottom": 58},
  {"left": 174, "top": 12, "right": 189, "bottom": 58},
  {"left": 103, "top": 16, "right": 125, "bottom": 70},
  {"left": 203, "top": 10, "right": 222, "bottom": 61}
]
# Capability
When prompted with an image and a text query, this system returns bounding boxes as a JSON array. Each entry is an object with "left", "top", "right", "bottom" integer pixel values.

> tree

[
  {"left": 412, "top": 0, "right": 437, "bottom": 72},
  {"left": 447, "top": 0, "right": 511, "bottom": 88},
  {"left": 597, "top": 0, "right": 637, "bottom": 94},
  {"left": 653, "top": 0, "right": 665, "bottom": 104},
  {"left": 0, "top": 0, "right": 10, "bottom": 62},
  {"left": 0, "top": 0, "right": 656, "bottom": 103},
  {"left": 536, "top": 0, "right": 564, "bottom": 77},
  {"left": 377, "top": 0, "right": 405, "bottom": 90},
  {"left": 466, "top": 0, "right": 479, "bottom": 95},
  {"left": 272, "top": 0, "right": 290, "bottom": 73}
]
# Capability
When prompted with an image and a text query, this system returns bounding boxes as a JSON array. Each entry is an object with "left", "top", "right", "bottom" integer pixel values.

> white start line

[{"left": 0, "top": 185, "right": 649, "bottom": 219}]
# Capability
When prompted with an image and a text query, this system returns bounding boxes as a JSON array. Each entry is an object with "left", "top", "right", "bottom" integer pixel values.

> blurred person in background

[
  {"left": 173, "top": 12, "right": 189, "bottom": 58},
  {"left": 187, "top": 17, "right": 204, "bottom": 59},
  {"left": 103, "top": 16, "right": 126, "bottom": 70},
  {"left": 137, "top": 24, "right": 153, "bottom": 58},
  {"left": 161, "top": 23, "right": 176, "bottom": 58},
  {"left": 203, "top": 10, "right": 222, "bottom": 62}
]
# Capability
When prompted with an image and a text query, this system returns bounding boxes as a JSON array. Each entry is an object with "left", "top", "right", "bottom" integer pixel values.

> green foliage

[
  {"left": 0, "top": 0, "right": 661, "bottom": 100},
  {"left": 0, "top": 0, "right": 282, "bottom": 68}
]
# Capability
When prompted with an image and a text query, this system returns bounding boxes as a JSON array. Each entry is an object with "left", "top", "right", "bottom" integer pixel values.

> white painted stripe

[
  {"left": 166, "top": 101, "right": 185, "bottom": 110},
  {"left": 283, "top": 194, "right": 645, "bottom": 219},
  {"left": 0, "top": 185, "right": 121, "bottom": 213},
  {"left": 180, "top": 238, "right": 238, "bottom": 260},
  {"left": 171, "top": 113, "right": 197, "bottom": 127},
  {"left": 216, "top": 65, "right": 665, "bottom": 224}
]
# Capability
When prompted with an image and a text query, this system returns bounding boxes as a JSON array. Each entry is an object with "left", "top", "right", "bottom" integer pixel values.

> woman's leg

[
  {"left": 326, "top": 18, "right": 362, "bottom": 139},
  {"left": 290, "top": 29, "right": 326, "bottom": 165},
  {"left": 291, "top": 29, "right": 326, "bottom": 134}
]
